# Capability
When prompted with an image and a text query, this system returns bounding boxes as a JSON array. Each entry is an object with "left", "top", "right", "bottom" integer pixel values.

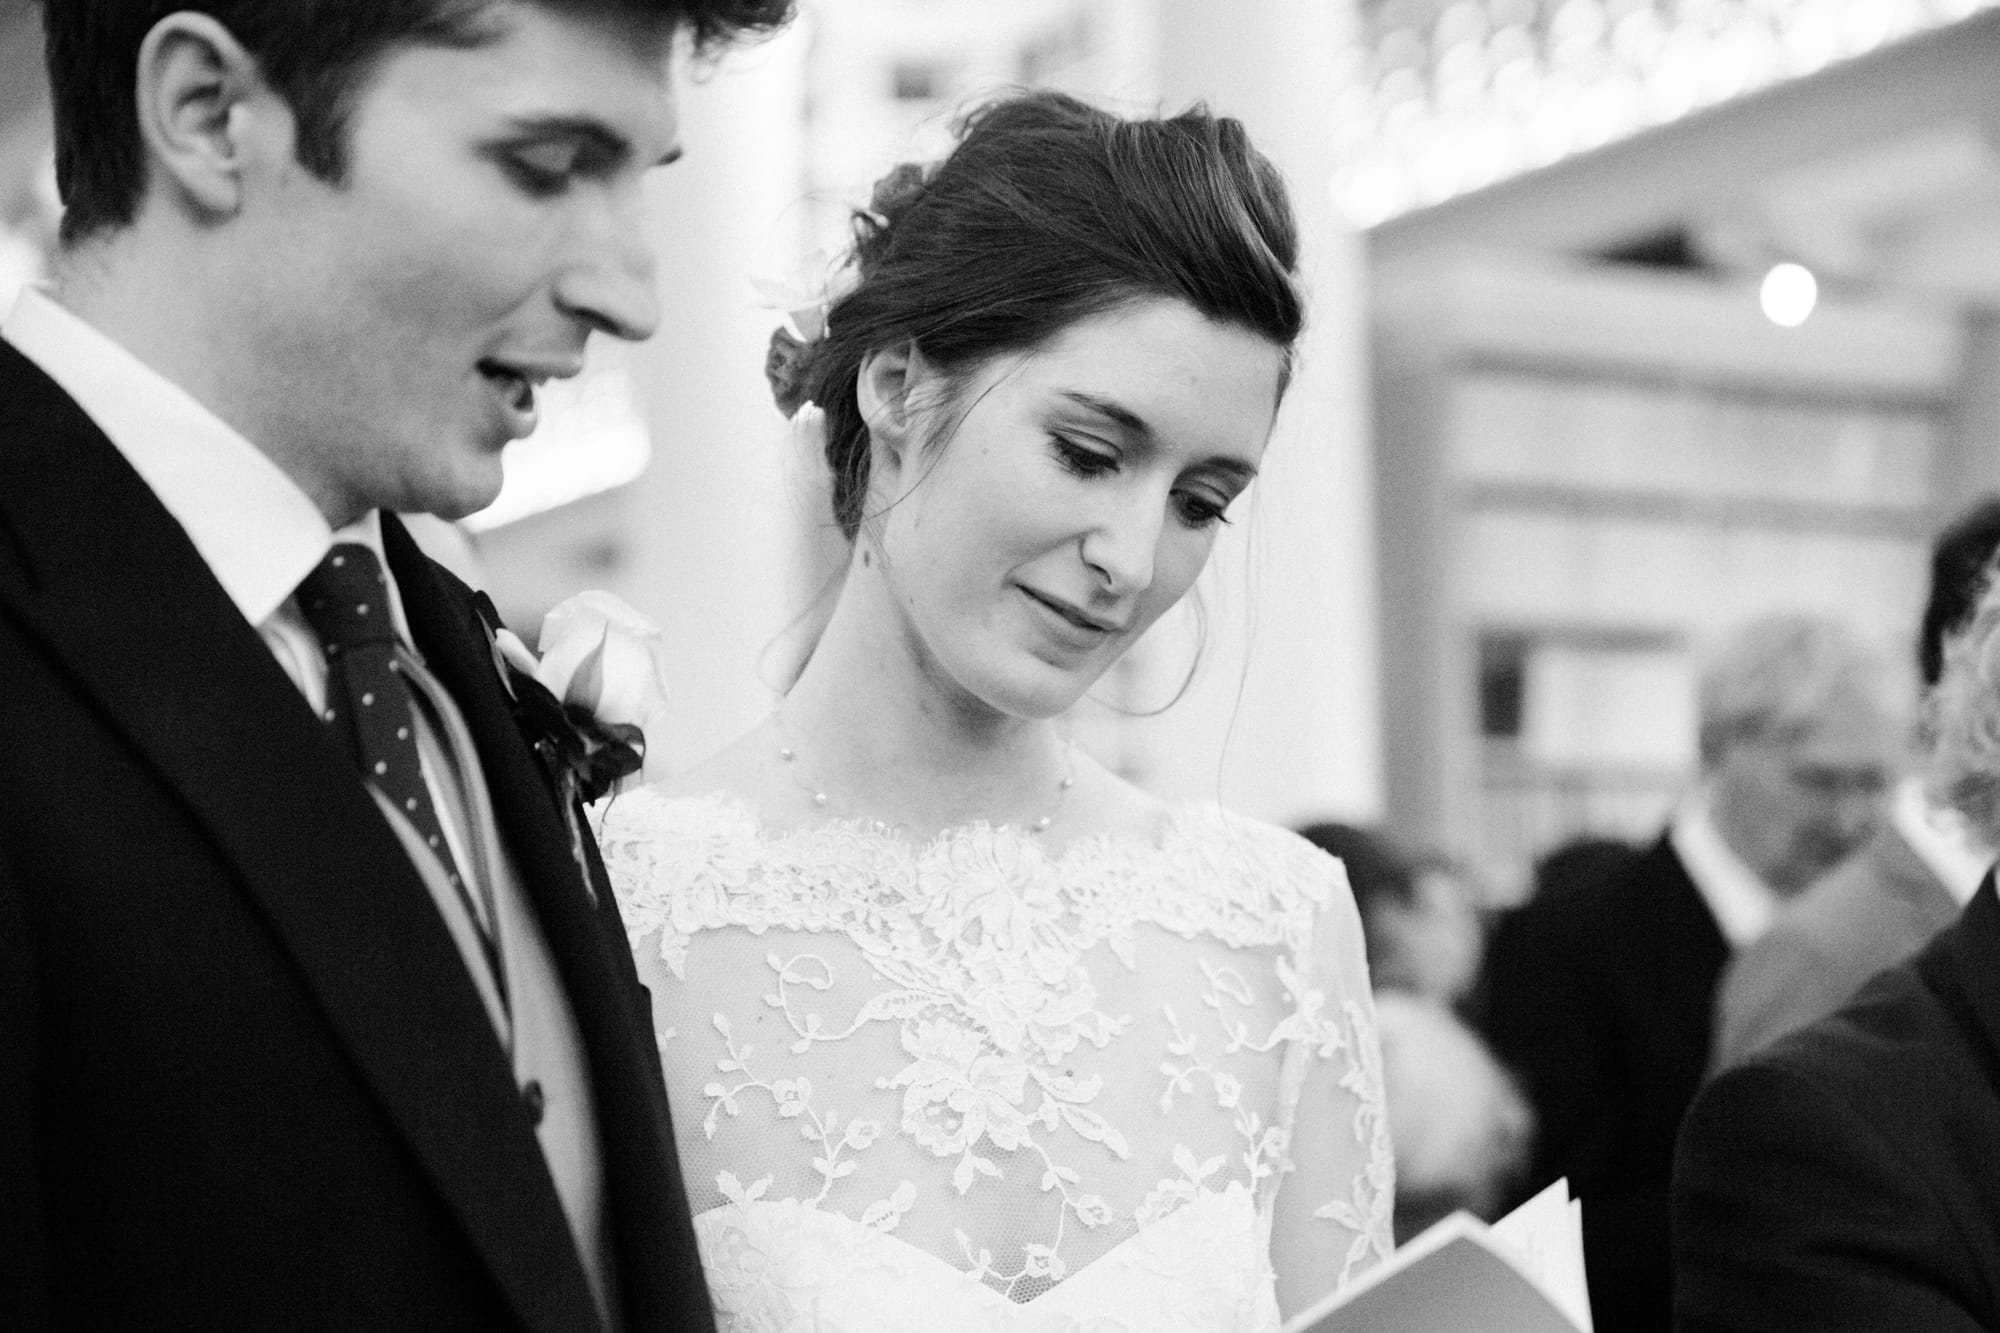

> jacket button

[{"left": 522, "top": 1080, "right": 546, "bottom": 1125}]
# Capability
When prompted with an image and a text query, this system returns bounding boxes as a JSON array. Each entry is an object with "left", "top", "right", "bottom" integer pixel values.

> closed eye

[
  {"left": 492, "top": 116, "right": 633, "bottom": 197},
  {"left": 501, "top": 143, "right": 583, "bottom": 196},
  {"left": 1172, "top": 487, "right": 1234, "bottom": 530},
  {"left": 1051, "top": 433, "right": 1118, "bottom": 477}
]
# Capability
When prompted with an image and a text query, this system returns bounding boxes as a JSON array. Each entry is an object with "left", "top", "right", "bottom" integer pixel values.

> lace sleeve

[{"left": 1268, "top": 844, "right": 1394, "bottom": 1319}]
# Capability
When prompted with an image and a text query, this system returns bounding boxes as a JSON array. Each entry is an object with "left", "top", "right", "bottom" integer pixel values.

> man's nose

[
  {"left": 1824, "top": 775, "right": 1889, "bottom": 843},
  {"left": 1833, "top": 787, "right": 1883, "bottom": 835},
  {"left": 555, "top": 189, "right": 661, "bottom": 342}
]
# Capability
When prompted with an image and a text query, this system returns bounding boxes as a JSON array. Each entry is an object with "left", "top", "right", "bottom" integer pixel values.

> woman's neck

[{"left": 777, "top": 571, "right": 1073, "bottom": 835}]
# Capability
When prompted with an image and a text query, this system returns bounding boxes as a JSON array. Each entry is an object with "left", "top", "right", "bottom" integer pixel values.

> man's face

[
  {"left": 1708, "top": 698, "right": 1901, "bottom": 897},
  {"left": 229, "top": 1, "right": 680, "bottom": 524}
]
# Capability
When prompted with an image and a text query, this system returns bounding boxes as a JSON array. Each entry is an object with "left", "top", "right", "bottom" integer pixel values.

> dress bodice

[{"left": 599, "top": 788, "right": 1393, "bottom": 1331}]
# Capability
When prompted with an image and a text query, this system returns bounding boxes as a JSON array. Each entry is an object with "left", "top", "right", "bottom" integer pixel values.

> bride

[{"left": 598, "top": 90, "right": 1392, "bottom": 1330}]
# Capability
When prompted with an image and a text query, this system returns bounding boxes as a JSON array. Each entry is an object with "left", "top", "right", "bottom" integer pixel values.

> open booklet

[{"left": 1282, "top": 1179, "right": 1593, "bottom": 1333}]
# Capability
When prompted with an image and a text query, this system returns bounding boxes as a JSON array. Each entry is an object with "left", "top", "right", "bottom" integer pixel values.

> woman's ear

[
  {"left": 133, "top": 13, "right": 276, "bottom": 222},
  {"left": 856, "top": 341, "right": 922, "bottom": 481}
]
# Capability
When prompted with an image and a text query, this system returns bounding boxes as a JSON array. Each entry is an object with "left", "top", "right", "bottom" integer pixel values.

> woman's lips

[{"left": 1021, "top": 586, "right": 1122, "bottom": 637}]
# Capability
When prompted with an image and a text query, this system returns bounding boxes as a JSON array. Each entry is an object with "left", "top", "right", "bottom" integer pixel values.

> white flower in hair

[
  {"left": 750, "top": 248, "right": 857, "bottom": 343},
  {"left": 752, "top": 250, "right": 861, "bottom": 417}
]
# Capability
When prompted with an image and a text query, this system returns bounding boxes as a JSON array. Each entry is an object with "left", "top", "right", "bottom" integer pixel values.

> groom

[{"left": 0, "top": 2, "right": 789, "bottom": 1329}]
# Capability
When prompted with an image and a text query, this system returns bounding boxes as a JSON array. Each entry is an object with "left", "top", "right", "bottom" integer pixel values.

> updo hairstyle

[{"left": 789, "top": 89, "right": 1305, "bottom": 541}]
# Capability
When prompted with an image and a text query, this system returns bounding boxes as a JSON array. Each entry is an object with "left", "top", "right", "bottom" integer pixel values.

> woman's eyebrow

[
  {"left": 1202, "top": 456, "right": 1261, "bottom": 485},
  {"left": 1058, "top": 389, "right": 1151, "bottom": 440}
]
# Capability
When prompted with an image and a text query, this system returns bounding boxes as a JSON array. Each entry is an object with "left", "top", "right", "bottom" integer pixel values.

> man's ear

[
  {"left": 133, "top": 14, "right": 274, "bottom": 221},
  {"left": 856, "top": 341, "right": 925, "bottom": 480}
]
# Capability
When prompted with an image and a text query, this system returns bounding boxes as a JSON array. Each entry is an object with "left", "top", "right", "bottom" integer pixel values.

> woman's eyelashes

[
  {"left": 1173, "top": 488, "right": 1233, "bottom": 529},
  {"left": 1049, "top": 434, "right": 1236, "bottom": 530},
  {"left": 1050, "top": 432, "right": 1118, "bottom": 477}
]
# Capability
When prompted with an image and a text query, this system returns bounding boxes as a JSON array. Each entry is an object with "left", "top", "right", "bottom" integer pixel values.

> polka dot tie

[{"left": 296, "top": 544, "right": 477, "bottom": 928}]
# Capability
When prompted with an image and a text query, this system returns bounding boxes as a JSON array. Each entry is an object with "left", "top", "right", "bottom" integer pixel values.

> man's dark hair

[
  {"left": 40, "top": 0, "right": 794, "bottom": 244},
  {"left": 1920, "top": 495, "right": 2000, "bottom": 688}
]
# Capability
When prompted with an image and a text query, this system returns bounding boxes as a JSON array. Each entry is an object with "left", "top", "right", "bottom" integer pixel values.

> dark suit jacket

[
  {"left": 1482, "top": 834, "right": 1728, "bottom": 1333},
  {"left": 1672, "top": 875, "right": 2000, "bottom": 1332},
  {"left": 0, "top": 338, "right": 713, "bottom": 1331},
  {"left": 1711, "top": 821, "right": 1961, "bottom": 1071}
]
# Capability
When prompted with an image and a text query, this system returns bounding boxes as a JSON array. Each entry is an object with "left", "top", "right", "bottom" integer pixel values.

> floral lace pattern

[{"left": 602, "top": 789, "right": 1392, "bottom": 1330}]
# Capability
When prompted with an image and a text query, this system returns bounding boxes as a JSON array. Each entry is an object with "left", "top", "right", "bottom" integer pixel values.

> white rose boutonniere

[
  {"left": 532, "top": 591, "right": 674, "bottom": 787},
  {"left": 476, "top": 590, "right": 669, "bottom": 905},
  {"left": 480, "top": 589, "right": 673, "bottom": 809}
]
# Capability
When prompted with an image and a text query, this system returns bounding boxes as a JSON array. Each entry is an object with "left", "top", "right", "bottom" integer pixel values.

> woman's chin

[{"left": 985, "top": 666, "right": 1108, "bottom": 722}]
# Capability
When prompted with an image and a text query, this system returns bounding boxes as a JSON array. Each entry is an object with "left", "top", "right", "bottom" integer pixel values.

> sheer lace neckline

[{"left": 624, "top": 786, "right": 1228, "bottom": 867}]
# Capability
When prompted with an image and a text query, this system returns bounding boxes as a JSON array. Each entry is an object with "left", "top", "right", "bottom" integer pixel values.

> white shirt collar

[
  {"left": 1, "top": 284, "right": 405, "bottom": 637},
  {"left": 1669, "top": 788, "right": 1781, "bottom": 949},
  {"left": 2, "top": 284, "right": 332, "bottom": 626},
  {"left": 1891, "top": 774, "right": 1993, "bottom": 907}
]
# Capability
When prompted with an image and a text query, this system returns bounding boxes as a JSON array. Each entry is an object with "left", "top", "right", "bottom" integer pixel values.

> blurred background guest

[
  {"left": 1672, "top": 563, "right": 2000, "bottom": 1333},
  {"left": 1300, "top": 821, "right": 1530, "bottom": 1242},
  {"left": 1711, "top": 497, "right": 2000, "bottom": 1071},
  {"left": 1525, "top": 834, "right": 1644, "bottom": 910},
  {"left": 1299, "top": 821, "right": 1485, "bottom": 1011},
  {"left": 1479, "top": 612, "right": 1903, "bottom": 1333},
  {"left": 1373, "top": 991, "right": 1532, "bottom": 1244}
]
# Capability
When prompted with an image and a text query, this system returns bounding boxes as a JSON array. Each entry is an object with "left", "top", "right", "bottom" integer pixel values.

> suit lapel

[
  {"left": 387, "top": 517, "right": 713, "bottom": 1329},
  {"left": 1646, "top": 837, "right": 1731, "bottom": 960},
  {"left": 1937, "top": 874, "right": 2000, "bottom": 1084},
  {"left": 0, "top": 343, "right": 602, "bottom": 1332}
]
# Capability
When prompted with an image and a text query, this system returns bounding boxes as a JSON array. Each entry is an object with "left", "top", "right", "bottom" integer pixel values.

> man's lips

[
  {"left": 478, "top": 361, "right": 534, "bottom": 411},
  {"left": 477, "top": 356, "right": 584, "bottom": 412}
]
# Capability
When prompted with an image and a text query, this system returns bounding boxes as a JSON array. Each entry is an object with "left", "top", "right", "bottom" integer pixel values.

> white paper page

[
  {"left": 1279, "top": 1180, "right": 1593, "bottom": 1333},
  {"left": 1488, "top": 1180, "right": 1593, "bottom": 1332}
]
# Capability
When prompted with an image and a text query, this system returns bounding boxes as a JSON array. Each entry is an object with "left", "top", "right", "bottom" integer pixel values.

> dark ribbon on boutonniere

[{"left": 474, "top": 592, "right": 645, "bottom": 905}]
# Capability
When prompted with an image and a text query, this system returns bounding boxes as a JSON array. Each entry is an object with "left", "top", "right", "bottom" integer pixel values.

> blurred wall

[
  {"left": 598, "top": 27, "right": 822, "bottom": 769},
  {"left": 1139, "top": 0, "right": 1384, "bottom": 825}
]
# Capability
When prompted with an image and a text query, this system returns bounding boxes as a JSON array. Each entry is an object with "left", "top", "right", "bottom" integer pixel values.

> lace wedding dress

[{"left": 600, "top": 788, "right": 1394, "bottom": 1332}]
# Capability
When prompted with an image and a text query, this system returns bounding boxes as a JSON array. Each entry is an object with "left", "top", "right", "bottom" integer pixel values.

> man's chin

[
  {"left": 411, "top": 466, "right": 506, "bottom": 524},
  {"left": 1778, "top": 849, "right": 1859, "bottom": 898},
  {"left": 427, "top": 494, "right": 498, "bottom": 525}
]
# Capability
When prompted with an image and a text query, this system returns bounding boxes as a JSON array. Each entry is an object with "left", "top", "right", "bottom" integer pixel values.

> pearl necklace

[{"left": 773, "top": 712, "right": 1076, "bottom": 834}]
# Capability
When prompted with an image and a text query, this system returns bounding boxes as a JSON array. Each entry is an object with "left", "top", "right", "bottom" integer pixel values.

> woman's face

[{"left": 865, "top": 297, "right": 1286, "bottom": 720}]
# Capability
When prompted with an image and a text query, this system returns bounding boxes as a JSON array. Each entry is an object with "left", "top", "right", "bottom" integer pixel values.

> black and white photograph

[{"left": 3, "top": 1, "right": 1998, "bottom": 1330}]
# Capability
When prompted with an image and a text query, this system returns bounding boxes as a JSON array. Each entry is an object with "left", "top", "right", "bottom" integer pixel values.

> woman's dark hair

[
  {"left": 790, "top": 89, "right": 1304, "bottom": 541},
  {"left": 40, "top": 0, "right": 795, "bottom": 244}
]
